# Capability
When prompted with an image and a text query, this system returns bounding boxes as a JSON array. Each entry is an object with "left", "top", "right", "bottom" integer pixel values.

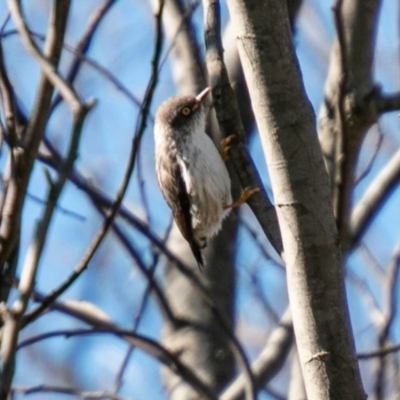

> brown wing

[
  {"left": 173, "top": 165, "right": 205, "bottom": 270},
  {"left": 156, "top": 156, "right": 204, "bottom": 269}
]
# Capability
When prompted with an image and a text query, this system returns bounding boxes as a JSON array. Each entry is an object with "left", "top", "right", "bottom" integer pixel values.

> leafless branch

[
  {"left": 0, "top": 2, "right": 72, "bottom": 397},
  {"left": 372, "top": 237, "right": 400, "bottom": 399},
  {"left": 202, "top": 0, "right": 283, "bottom": 258},
  {"left": 221, "top": 309, "right": 293, "bottom": 400},
  {"left": 346, "top": 270, "right": 384, "bottom": 328},
  {"left": 68, "top": 0, "right": 164, "bottom": 284},
  {"left": 8, "top": 0, "right": 81, "bottom": 111},
  {"left": 0, "top": 0, "right": 70, "bottom": 275},
  {"left": 1, "top": 29, "right": 142, "bottom": 109},
  {"left": 358, "top": 343, "right": 400, "bottom": 360},
  {"left": 152, "top": 0, "right": 204, "bottom": 94},
  {"left": 24, "top": 297, "right": 218, "bottom": 400},
  {"left": 201, "top": 3, "right": 259, "bottom": 399},
  {"left": 354, "top": 124, "right": 383, "bottom": 185},
  {"left": 51, "top": 0, "right": 118, "bottom": 112},
  {"left": 331, "top": 0, "right": 352, "bottom": 237},
  {"left": 240, "top": 217, "right": 284, "bottom": 269},
  {"left": 12, "top": 385, "right": 130, "bottom": 400},
  {"left": 350, "top": 148, "right": 400, "bottom": 246},
  {"left": 0, "top": 37, "right": 18, "bottom": 144},
  {"left": 376, "top": 91, "right": 400, "bottom": 113},
  {"left": 37, "top": 136, "right": 257, "bottom": 397},
  {"left": 320, "top": 0, "right": 382, "bottom": 250}
]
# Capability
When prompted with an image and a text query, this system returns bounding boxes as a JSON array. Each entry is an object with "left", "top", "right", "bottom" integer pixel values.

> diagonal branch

[
  {"left": 221, "top": 309, "right": 293, "bottom": 400},
  {"left": 202, "top": 0, "right": 283, "bottom": 258},
  {"left": 350, "top": 148, "right": 400, "bottom": 246},
  {"left": 51, "top": 0, "right": 118, "bottom": 112},
  {"left": 20, "top": 298, "right": 218, "bottom": 400},
  {"left": 1, "top": 1, "right": 73, "bottom": 397},
  {"left": 63, "top": 0, "right": 164, "bottom": 291}
]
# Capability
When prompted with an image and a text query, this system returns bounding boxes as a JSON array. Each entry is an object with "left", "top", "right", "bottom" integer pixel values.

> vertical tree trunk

[{"left": 226, "top": 0, "right": 366, "bottom": 398}]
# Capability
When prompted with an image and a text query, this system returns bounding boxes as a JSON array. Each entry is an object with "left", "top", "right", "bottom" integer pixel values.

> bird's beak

[{"left": 195, "top": 87, "right": 212, "bottom": 103}]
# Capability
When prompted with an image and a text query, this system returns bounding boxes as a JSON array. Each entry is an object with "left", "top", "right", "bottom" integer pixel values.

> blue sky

[{"left": 0, "top": 1, "right": 399, "bottom": 399}]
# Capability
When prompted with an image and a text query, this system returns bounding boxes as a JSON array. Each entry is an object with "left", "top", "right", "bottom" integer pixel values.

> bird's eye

[{"left": 181, "top": 107, "right": 191, "bottom": 116}]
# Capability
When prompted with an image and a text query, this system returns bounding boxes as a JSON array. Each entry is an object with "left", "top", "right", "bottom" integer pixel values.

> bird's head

[{"left": 155, "top": 87, "right": 211, "bottom": 136}]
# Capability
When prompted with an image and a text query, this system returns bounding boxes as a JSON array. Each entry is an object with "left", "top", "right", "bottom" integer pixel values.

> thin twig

[
  {"left": 36, "top": 139, "right": 257, "bottom": 400},
  {"left": 12, "top": 385, "right": 130, "bottom": 400},
  {"left": 350, "top": 148, "right": 400, "bottom": 247},
  {"left": 23, "top": 0, "right": 165, "bottom": 323},
  {"left": 346, "top": 270, "right": 384, "bottom": 328},
  {"left": 358, "top": 343, "right": 400, "bottom": 360},
  {"left": 221, "top": 309, "right": 293, "bottom": 400},
  {"left": 8, "top": 0, "right": 81, "bottom": 111},
  {"left": 0, "top": 36, "right": 17, "bottom": 144},
  {"left": 69, "top": 0, "right": 164, "bottom": 284},
  {"left": 354, "top": 124, "right": 383, "bottom": 185},
  {"left": 17, "top": 102, "right": 94, "bottom": 312},
  {"left": 240, "top": 217, "right": 284, "bottom": 269},
  {"left": 112, "top": 220, "right": 173, "bottom": 395},
  {"left": 1, "top": 27, "right": 143, "bottom": 109},
  {"left": 1, "top": 2, "right": 73, "bottom": 397},
  {"left": 51, "top": 0, "right": 118, "bottom": 112},
  {"left": 22, "top": 209, "right": 175, "bottom": 327},
  {"left": 372, "top": 237, "right": 400, "bottom": 399},
  {"left": 20, "top": 303, "right": 218, "bottom": 400},
  {"left": 0, "top": 36, "right": 20, "bottom": 304}
]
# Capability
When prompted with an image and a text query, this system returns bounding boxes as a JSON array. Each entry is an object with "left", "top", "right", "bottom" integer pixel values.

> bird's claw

[
  {"left": 221, "top": 135, "right": 236, "bottom": 162},
  {"left": 224, "top": 186, "right": 260, "bottom": 209}
]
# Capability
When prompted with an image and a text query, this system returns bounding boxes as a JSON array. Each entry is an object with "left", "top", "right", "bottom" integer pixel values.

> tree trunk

[{"left": 226, "top": 0, "right": 366, "bottom": 398}]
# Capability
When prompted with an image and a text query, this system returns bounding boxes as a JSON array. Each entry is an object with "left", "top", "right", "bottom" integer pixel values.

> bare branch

[
  {"left": 12, "top": 385, "right": 130, "bottom": 400},
  {"left": 221, "top": 309, "right": 293, "bottom": 400},
  {"left": 358, "top": 343, "right": 400, "bottom": 360},
  {"left": 151, "top": 0, "right": 204, "bottom": 95},
  {"left": 44, "top": 0, "right": 164, "bottom": 306},
  {"left": 1, "top": 1, "right": 73, "bottom": 397},
  {"left": 17, "top": 321, "right": 217, "bottom": 400},
  {"left": 0, "top": 37, "right": 18, "bottom": 143},
  {"left": 354, "top": 124, "right": 383, "bottom": 185},
  {"left": 35, "top": 144, "right": 257, "bottom": 400},
  {"left": 350, "top": 148, "right": 400, "bottom": 246},
  {"left": 8, "top": 0, "right": 81, "bottom": 111},
  {"left": 376, "top": 91, "right": 400, "bottom": 113},
  {"left": 372, "top": 237, "right": 400, "bottom": 399},
  {"left": 331, "top": 0, "right": 350, "bottom": 229},
  {"left": 202, "top": 0, "right": 283, "bottom": 258},
  {"left": 319, "top": 0, "right": 383, "bottom": 249},
  {"left": 1, "top": 27, "right": 143, "bottom": 109},
  {"left": 51, "top": 0, "right": 117, "bottom": 111}
]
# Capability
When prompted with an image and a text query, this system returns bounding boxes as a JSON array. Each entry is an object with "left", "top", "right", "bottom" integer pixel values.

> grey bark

[
  {"left": 287, "top": 348, "right": 307, "bottom": 400},
  {"left": 162, "top": 224, "right": 236, "bottom": 399},
  {"left": 319, "top": 0, "right": 382, "bottom": 245},
  {"left": 225, "top": 0, "right": 365, "bottom": 399}
]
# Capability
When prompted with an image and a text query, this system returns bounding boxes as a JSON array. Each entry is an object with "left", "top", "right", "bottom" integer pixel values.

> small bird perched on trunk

[{"left": 154, "top": 87, "right": 258, "bottom": 270}]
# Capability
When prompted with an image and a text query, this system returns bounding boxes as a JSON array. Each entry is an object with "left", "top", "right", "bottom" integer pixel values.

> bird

[{"left": 154, "top": 87, "right": 258, "bottom": 270}]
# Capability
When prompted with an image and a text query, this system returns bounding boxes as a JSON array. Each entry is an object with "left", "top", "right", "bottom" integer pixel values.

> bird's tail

[{"left": 189, "top": 241, "right": 205, "bottom": 271}]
